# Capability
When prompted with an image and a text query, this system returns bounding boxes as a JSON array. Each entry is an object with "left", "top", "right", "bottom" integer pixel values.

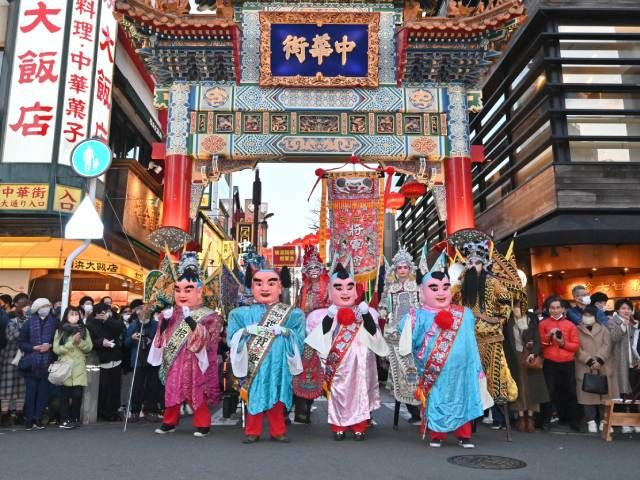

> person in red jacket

[{"left": 539, "top": 296, "right": 581, "bottom": 431}]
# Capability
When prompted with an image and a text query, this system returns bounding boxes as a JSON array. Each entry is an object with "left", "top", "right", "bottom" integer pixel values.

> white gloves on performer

[
  {"left": 245, "top": 324, "right": 288, "bottom": 336},
  {"left": 327, "top": 304, "right": 338, "bottom": 318},
  {"left": 269, "top": 325, "right": 289, "bottom": 336},
  {"left": 181, "top": 306, "right": 191, "bottom": 318},
  {"left": 162, "top": 307, "right": 174, "bottom": 319},
  {"left": 245, "top": 324, "right": 260, "bottom": 335},
  {"left": 358, "top": 302, "right": 369, "bottom": 315}
]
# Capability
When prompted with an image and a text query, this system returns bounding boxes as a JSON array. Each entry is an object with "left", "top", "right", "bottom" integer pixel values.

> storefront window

[
  {"left": 567, "top": 115, "right": 640, "bottom": 136},
  {"left": 562, "top": 64, "right": 640, "bottom": 85},
  {"left": 512, "top": 74, "right": 546, "bottom": 113},
  {"left": 565, "top": 92, "right": 640, "bottom": 110},
  {"left": 514, "top": 121, "right": 551, "bottom": 163},
  {"left": 570, "top": 140, "right": 640, "bottom": 162},
  {"left": 514, "top": 146, "right": 553, "bottom": 186},
  {"left": 560, "top": 39, "right": 640, "bottom": 59}
]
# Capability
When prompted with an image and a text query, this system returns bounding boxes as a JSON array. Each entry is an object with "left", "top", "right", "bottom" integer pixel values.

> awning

[{"left": 0, "top": 237, "right": 148, "bottom": 283}]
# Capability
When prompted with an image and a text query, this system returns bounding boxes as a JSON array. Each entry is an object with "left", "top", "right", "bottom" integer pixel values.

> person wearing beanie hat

[
  {"left": 18, "top": 297, "right": 57, "bottom": 429},
  {"left": 86, "top": 302, "right": 124, "bottom": 421}
]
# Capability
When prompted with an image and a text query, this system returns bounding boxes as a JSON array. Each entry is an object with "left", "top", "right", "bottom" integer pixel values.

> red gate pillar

[
  {"left": 444, "top": 155, "right": 475, "bottom": 235},
  {"left": 162, "top": 154, "right": 192, "bottom": 233},
  {"left": 444, "top": 85, "right": 476, "bottom": 235}
]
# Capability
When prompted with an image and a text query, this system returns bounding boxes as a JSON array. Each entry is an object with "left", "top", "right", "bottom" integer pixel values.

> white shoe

[
  {"left": 587, "top": 420, "right": 597, "bottom": 433},
  {"left": 622, "top": 426, "right": 633, "bottom": 434},
  {"left": 634, "top": 426, "right": 640, "bottom": 434}
]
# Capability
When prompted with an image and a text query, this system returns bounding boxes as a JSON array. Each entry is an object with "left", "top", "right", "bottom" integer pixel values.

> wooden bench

[{"left": 601, "top": 399, "right": 640, "bottom": 441}]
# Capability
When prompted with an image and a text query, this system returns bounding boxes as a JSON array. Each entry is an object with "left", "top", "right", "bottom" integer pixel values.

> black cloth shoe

[
  {"left": 334, "top": 431, "right": 346, "bottom": 441},
  {"left": 243, "top": 435, "right": 260, "bottom": 444},
  {"left": 154, "top": 423, "right": 176, "bottom": 434},
  {"left": 194, "top": 427, "right": 210, "bottom": 438},
  {"left": 270, "top": 435, "right": 290, "bottom": 443},
  {"left": 353, "top": 432, "right": 366, "bottom": 441}
]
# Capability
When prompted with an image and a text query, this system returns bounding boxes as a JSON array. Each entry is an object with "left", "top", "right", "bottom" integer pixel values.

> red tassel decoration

[
  {"left": 435, "top": 310, "right": 454, "bottom": 330},
  {"left": 337, "top": 308, "right": 356, "bottom": 326}
]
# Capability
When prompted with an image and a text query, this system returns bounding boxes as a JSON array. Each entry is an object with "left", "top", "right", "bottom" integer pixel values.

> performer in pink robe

[
  {"left": 306, "top": 261, "right": 388, "bottom": 440},
  {"left": 149, "top": 252, "right": 223, "bottom": 438}
]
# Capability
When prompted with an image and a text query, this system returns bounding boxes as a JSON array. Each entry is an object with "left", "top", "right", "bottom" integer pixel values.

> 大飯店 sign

[{"left": 259, "top": 11, "right": 379, "bottom": 88}]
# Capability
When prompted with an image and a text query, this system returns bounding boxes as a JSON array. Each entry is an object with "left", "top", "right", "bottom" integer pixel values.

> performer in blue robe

[
  {"left": 398, "top": 262, "right": 487, "bottom": 448},
  {"left": 228, "top": 267, "right": 305, "bottom": 443}
]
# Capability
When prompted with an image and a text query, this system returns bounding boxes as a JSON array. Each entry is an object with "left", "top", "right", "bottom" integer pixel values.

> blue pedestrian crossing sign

[{"left": 70, "top": 139, "right": 112, "bottom": 178}]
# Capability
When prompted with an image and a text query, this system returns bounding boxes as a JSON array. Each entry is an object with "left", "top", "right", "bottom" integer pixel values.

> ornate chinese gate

[{"left": 115, "top": 0, "right": 525, "bottom": 250}]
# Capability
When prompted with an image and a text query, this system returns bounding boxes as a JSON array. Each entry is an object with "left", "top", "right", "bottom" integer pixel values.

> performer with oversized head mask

[
  {"left": 149, "top": 252, "right": 223, "bottom": 438},
  {"left": 227, "top": 266, "right": 306, "bottom": 443},
  {"left": 306, "top": 257, "right": 389, "bottom": 441},
  {"left": 397, "top": 250, "right": 486, "bottom": 448}
]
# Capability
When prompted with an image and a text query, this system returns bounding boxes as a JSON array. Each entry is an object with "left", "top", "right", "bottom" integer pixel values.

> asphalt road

[{"left": 2, "top": 394, "right": 639, "bottom": 480}]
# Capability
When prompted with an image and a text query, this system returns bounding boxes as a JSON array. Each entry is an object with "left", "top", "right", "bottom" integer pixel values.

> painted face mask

[
  {"left": 251, "top": 270, "right": 282, "bottom": 305},
  {"left": 329, "top": 277, "right": 358, "bottom": 307},
  {"left": 420, "top": 274, "right": 452, "bottom": 311},
  {"left": 174, "top": 279, "right": 202, "bottom": 308}
]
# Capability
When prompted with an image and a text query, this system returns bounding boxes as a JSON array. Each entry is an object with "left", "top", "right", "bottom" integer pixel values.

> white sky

[{"left": 232, "top": 163, "right": 377, "bottom": 246}]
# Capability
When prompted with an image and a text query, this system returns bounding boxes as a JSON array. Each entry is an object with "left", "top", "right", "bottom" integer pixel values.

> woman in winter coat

[
  {"left": 576, "top": 306, "right": 617, "bottom": 433},
  {"left": 504, "top": 301, "right": 550, "bottom": 432},
  {"left": 0, "top": 297, "right": 29, "bottom": 426},
  {"left": 608, "top": 298, "right": 640, "bottom": 433},
  {"left": 18, "top": 297, "right": 58, "bottom": 430},
  {"left": 53, "top": 306, "right": 93, "bottom": 429}
]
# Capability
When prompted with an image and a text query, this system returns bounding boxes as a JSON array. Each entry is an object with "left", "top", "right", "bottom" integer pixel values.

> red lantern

[
  {"left": 400, "top": 179, "right": 427, "bottom": 205},
  {"left": 385, "top": 192, "right": 406, "bottom": 211}
]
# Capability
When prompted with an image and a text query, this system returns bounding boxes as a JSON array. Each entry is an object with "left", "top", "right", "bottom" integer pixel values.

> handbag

[
  {"left": 582, "top": 372, "right": 609, "bottom": 395},
  {"left": 48, "top": 359, "right": 73, "bottom": 386},
  {"left": 523, "top": 352, "right": 543, "bottom": 370}
]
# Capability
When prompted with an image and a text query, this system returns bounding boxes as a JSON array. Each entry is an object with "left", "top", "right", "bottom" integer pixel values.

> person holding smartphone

[{"left": 539, "top": 296, "right": 581, "bottom": 431}]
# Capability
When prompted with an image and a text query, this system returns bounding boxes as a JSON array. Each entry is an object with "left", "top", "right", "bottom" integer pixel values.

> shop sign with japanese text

[
  {"left": 72, "top": 258, "right": 120, "bottom": 274},
  {"left": 273, "top": 246, "right": 299, "bottom": 267},
  {"left": 0, "top": 184, "right": 49, "bottom": 211},
  {"left": 1, "top": 0, "right": 118, "bottom": 167},
  {"left": 259, "top": 12, "right": 379, "bottom": 88},
  {"left": 53, "top": 184, "right": 103, "bottom": 214}
]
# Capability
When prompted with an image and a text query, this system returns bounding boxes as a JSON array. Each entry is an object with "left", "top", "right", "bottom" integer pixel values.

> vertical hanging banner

[
  {"left": 322, "top": 172, "right": 384, "bottom": 283},
  {"left": 1, "top": 0, "right": 118, "bottom": 167},
  {"left": 89, "top": 0, "right": 117, "bottom": 142},
  {"left": 2, "top": 1, "right": 69, "bottom": 163},
  {"left": 57, "top": 0, "right": 100, "bottom": 165}
]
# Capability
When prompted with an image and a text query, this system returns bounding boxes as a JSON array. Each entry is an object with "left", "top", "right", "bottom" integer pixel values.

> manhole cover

[{"left": 447, "top": 455, "right": 527, "bottom": 470}]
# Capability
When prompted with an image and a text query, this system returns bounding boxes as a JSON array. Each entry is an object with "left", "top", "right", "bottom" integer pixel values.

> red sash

[
  {"left": 415, "top": 305, "right": 464, "bottom": 406},
  {"left": 323, "top": 319, "right": 360, "bottom": 398}
]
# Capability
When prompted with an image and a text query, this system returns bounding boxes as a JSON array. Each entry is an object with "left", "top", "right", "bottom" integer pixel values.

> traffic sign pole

[{"left": 61, "top": 178, "right": 97, "bottom": 316}]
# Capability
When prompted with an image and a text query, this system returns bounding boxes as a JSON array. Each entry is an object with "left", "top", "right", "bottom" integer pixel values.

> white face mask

[
  {"left": 552, "top": 313, "right": 563, "bottom": 321},
  {"left": 162, "top": 307, "right": 174, "bottom": 320},
  {"left": 581, "top": 296, "right": 591, "bottom": 306},
  {"left": 121, "top": 314, "right": 131, "bottom": 322},
  {"left": 37, "top": 307, "right": 51, "bottom": 318},
  {"left": 582, "top": 315, "right": 596, "bottom": 326},
  {"left": 83, "top": 304, "right": 93, "bottom": 314}
]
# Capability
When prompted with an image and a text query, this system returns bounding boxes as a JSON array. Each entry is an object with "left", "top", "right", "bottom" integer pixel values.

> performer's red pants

[
  {"left": 330, "top": 419, "right": 369, "bottom": 434},
  {"left": 428, "top": 422, "right": 472, "bottom": 440},
  {"left": 245, "top": 401, "right": 286, "bottom": 437},
  {"left": 163, "top": 403, "right": 211, "bottom": 428}
]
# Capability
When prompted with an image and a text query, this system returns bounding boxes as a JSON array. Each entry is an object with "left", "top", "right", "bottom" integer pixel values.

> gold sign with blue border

[{"left": 259, "top": 12, "right": 380, "bottom": 88}]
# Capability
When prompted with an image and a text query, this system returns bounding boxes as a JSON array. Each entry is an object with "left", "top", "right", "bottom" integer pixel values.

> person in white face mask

[
  {"left": 566, "top": 285, "right": 593, "bottom": 326},
  {"left": 78, "top": 296, "right": 94, "bottom": 324},
  {"left": 576, "top": 305, "right": 617, "bottom": 433},
  {"left": 18, "top": 297, "right": 58, "bottom": 430}
]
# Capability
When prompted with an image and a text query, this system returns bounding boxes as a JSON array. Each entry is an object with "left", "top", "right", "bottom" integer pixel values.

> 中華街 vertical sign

[{"left": 259, "top": 12, "right": 379, "bottom": 88}]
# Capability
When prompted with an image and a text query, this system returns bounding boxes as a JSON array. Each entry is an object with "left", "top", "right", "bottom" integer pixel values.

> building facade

[{"left": 397, "top": 0, "right": 640, "bottom": 308}]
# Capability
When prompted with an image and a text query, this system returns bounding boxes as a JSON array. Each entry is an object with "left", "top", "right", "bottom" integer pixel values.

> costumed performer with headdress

[
  {"left": 305, "top": 258, "right": 389, "bottom": 441},
  {"left": 398, "top": 250, "right": 488, "bottom": 448},
  {"left": 227, "top": 266, "right": 305, "bottom": 443},
  {"left": 149, "top": 252, "right": 223, "bottom": 437},
  {"left": 378, "top": 244, "right": 422, "bottom": 424}
]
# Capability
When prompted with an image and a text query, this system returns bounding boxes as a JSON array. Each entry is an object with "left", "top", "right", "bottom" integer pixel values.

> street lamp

[{"left": 259, "top": 212, "right": 274, "bottom": 248}]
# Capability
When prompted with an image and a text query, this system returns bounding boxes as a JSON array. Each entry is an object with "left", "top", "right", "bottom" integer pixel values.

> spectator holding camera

[
  {"left": 124, "top": 301, "right": 161, "bottom": 422},
  {"left": 539, "top": 296, "right": 581, "bottom": 431}
]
